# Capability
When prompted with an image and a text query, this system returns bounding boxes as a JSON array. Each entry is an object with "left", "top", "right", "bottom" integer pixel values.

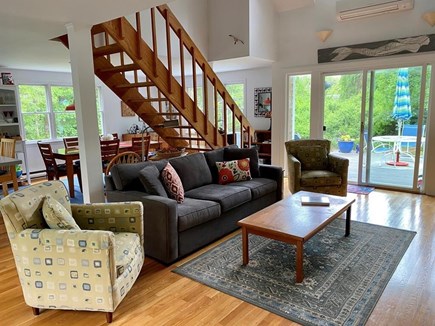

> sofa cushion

[
  {"left": 161, "top": 163, "right": 185, "bottom": 203},
  {"left": 300, "top": 170, "right": 342, "bottom": 187},
  {"left": 226, "top": 178, "right": 277, "bottom": 200},
  {"left": 42, "top": 195, "right": 80, "bottom": 230},
  {"left": 138, "top": 165, "right": 168, "bottom": 197},
  {"left": 177, "top": 198, "right": 221, "bottom": 232},
  {"left": 296, "top": 146, "right": 328, "bottom": 170},
  {"left": 185, "top": 184, "right": 251, "bottom": 212},
  {"left": 111, "top": 160, "right": 168, "bottom": 191},
  {"left": 169, "top": 153, "right": 212, "bottom": 191},
  {"left": 216, "top": 158, "right": 252, "bottom": 185},
  {"left": 224, "top": 147, "right": 260, "bottom": 177},
  {"left": 114, "top": 232, "right": 141, "bottom": 277},
  {"left": 204, "top": 147, "right": 225, "bottom": 183}
]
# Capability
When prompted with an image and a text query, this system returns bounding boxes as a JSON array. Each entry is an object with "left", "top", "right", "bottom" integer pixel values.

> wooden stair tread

[
  {"left": 93, "top": 44, "right": 123, "bottom": 56},
  {"left": 98, "top": 63, "right": 140, "bottom": 73},
  {"left": 116, "top": 82, "right": 155, "bottom": 88}
]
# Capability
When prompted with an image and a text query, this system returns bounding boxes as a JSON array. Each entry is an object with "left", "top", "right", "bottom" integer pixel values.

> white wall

[{"left": 249, "top": 0, "right": 277, "bottom": 61}]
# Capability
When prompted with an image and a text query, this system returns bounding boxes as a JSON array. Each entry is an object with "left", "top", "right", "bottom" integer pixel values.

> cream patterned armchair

[
  {"left": 0, "top": 181, "right": 144, "bottom": 323},
  {"left": 285, "top": 139, "right": 349, "bottom": 196}
]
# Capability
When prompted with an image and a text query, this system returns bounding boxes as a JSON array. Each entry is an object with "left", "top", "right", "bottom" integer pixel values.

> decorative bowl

[{"left": 156, "top": 147, "right": 185, "bottom": 159}]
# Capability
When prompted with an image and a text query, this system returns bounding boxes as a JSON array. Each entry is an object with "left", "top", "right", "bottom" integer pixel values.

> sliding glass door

[{"left": 322, "top": 65, "right": 430, "bottom": 192}]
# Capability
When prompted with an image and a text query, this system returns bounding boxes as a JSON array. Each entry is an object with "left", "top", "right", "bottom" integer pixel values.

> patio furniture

[
  {"left": 0, "top": 180, "right": 144, "bottom": 323},
  {"left": 285, "top": 139, "right": 349, "bottom": 196}
]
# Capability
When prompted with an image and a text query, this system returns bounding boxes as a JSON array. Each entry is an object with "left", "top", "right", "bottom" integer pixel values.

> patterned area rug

[
  {"left": 174, "top": 219, "right": 415, "bottom": 326},
  {"left": 347, "top": 184, "right": 375, "bottom": 195}
]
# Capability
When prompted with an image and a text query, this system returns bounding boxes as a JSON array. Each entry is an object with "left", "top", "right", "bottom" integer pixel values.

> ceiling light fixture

[
  {"left": 422, "top": 11, "right": 435, "bottom": 27},
  {"left": 316, "top": 30, "right": 333, "bottom": 42}
]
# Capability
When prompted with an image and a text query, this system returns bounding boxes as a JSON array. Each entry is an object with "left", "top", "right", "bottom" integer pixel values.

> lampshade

[{"left": 65, "top": 103, "right": 76, "bottom": 111}]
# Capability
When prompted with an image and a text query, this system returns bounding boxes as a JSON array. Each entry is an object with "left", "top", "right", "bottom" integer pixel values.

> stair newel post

[
  {"left": 135, "top": 12, "right": 143, "bottom": 60},
  {"left": 179, "top": 29, "right": 186, "bottom": 109},
  {"left": 192, "top": 47, "right": 198, "bottom": 123},
  {"left": 223, "top": 92, "right": 228, "bottom": 146},
  {"left": 240, "top": 116, "right": 244, "bottom": 147},
  {"left": 213, "top": 78, "right": 218, "bottom": 146},
  {"left": 203, "top": 63, "right": 208, "bottom": 136},
  {"left": 150, "top": 8, "right": 158, "bottom": 78},
  {"left": 164, "top": 9, "right": 173, "bottom": 94}
]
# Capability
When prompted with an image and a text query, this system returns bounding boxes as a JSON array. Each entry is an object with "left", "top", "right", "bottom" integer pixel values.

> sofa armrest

[
  {"left": 259, "top": 164, "right": 284, "bottom": 200},
  {"left": 286, "top": 154, "right": 301, "bottom": 194},
  {"left": 139, "top": 195, "right": 179, "bottom": 264},
  {"left": 71, "top": 202, "right": 144, "bottom": 246}
]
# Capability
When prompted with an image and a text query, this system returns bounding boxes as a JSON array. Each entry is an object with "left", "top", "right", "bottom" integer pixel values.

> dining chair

[
  {"left": 63, "top": 136, "right": 79, "bottom": 149},
  {"left": 131, "top": 135, "right": 151, "bottom": 161},
  {"left": 100, "top": 139, "right": 120, "bottom": 173},
  {"left": 0, "top": 138, "right": 18, "bottom": 196},
  {"left": 37, "top": 142, "right": 83, "bottom": 192},
  {"left": 105, "top": 151, "right": 141, "bottom": 175}
]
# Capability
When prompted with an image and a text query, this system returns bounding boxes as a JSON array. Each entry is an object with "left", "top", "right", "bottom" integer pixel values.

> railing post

[
  {"left": 135, "top": 12, "right": 142, "bottom": 60},
  {"left": 150, "top": 8, "right": 158, "bottom": 78}
]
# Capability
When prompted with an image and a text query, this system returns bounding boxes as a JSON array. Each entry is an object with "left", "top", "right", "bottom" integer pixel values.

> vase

[{"left": 338, "top": 141, "right": 354, "bottom": 153}]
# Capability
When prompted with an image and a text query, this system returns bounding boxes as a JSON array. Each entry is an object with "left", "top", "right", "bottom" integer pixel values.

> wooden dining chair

[
  {"left": 100, "top": 139, "right": 120, "bottom": 173},
  {"left": 131, "top": 135, "right": 151, "bottom": 161},
  {"left": 0, "top": 138, "right": 18, "bottom": 196},
  {"left": 63, "top": 137, "right": 79, "bottom": 149},
  {"left": 105, "top": 151, "right": 141, "bottom": 176},
  {"left": 37, "top": 142, "right": 83, "bottom": 192}
]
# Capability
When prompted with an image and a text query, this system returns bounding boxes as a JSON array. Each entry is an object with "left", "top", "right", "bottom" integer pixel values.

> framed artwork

[
  {"left": 121, "top": 101, "right": 135, "bottom": 117},
  {"left": 254, "top": 87, "right": 272, "bottom": 117}
]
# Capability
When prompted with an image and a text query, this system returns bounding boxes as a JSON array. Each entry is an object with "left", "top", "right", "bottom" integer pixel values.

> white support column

[{"left": 66, "top": 23, "right": 105, "bottom": 203}]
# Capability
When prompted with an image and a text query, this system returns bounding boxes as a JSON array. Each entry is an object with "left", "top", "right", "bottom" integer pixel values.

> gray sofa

[{"left": 105, "top": 147, "right": 283, "bottom": 264}]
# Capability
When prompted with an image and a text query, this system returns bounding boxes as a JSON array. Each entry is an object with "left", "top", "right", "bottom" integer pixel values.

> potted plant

[
  {"left": 16, "top": 164, "right": 22, "bottom": 178},
  {"left": 337, "top": 135, "right": 354, "bottom": 153}
]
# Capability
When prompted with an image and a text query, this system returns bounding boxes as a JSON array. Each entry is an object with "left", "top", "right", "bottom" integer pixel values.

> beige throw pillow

[{"left": 42, "top": 195, "right": 81, "bottom": 230}]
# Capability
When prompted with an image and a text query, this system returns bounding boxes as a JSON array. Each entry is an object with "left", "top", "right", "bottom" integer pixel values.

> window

[{"left": 18, "top": 85, "right": 103, "bottom": 141}]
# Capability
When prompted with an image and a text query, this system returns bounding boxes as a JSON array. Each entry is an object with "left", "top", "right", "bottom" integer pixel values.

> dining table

[
  {"left": 0, "top": 156, "right": 22, "bottom": 196},
  {"left": 54, "top": 139, "right": 161, "bottom": 198}
]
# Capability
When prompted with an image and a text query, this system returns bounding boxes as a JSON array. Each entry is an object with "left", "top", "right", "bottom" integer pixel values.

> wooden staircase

[{"left": 62, "top": 5, "right": 254, "bottom": 151}]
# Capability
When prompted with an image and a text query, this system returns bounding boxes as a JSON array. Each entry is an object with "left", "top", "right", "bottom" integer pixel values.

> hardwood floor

[{"left": 0, "top": 181, "right": 433, "bottom": 325}]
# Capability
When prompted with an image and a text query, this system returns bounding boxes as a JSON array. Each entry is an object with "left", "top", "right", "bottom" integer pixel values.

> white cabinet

[{"left": 0, "top": 86, "right": 30, "bottom": 184}]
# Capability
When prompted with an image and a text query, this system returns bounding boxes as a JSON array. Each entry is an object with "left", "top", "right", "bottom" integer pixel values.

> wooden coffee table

[{"left": 237, "top": 191, "right": 355, "bottom": 283}]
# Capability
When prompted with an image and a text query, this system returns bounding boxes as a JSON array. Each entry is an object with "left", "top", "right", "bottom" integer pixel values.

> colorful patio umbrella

[{"left": 388, "top": 68, "right": 412, "bottom": 166}]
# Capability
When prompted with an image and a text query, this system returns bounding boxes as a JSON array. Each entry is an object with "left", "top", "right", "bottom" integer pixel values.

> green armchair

[
  {"left": 285, "top": 139, "right": 349, "bottom": 196},
  {"left": 0, "top": 181, "right": 144, "bottom": 323}
]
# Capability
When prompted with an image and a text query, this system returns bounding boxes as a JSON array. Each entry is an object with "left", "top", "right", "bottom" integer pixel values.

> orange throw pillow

[{"left": 216, "top": 158, "right": 252, "bottom": 185}]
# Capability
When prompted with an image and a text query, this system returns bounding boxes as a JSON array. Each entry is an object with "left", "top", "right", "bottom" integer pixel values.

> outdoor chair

[
  {"left": 401, "top": 124, "right": 425, "bottom": 152},
  {"left": 37, "top": 142, "right": 83, "bottom": 192},
  {"left": 285, "top": 139, "right": 349, "bottom": 196},
  {"left": 0, "top": 180, "right": 144, "bottom": 323}
]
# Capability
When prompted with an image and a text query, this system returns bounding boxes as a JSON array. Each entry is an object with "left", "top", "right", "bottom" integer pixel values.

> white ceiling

[{"left": 0, "top": 0, "right": 313, "bottom": 73}]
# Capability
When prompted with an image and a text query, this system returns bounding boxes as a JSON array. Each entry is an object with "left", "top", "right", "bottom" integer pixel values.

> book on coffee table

[{"left": 300, "top": 195, "right": 330, "bottom": 206}]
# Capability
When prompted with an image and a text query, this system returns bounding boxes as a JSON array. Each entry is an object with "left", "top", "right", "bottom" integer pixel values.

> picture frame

[
  {"left": 254, "top": 87, "right": 272, "bottom": 117},
  {"left": 121, "top": 101, "right": 136, "bottom": 117}
]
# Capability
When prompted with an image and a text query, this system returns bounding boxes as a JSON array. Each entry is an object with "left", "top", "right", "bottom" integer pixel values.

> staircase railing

[{"left": 92, "top": 4, "right": 253, "bottom": 149}]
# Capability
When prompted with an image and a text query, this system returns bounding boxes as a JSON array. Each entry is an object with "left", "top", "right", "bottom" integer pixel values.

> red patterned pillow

[
  {"left": 216, "top": 158, "right": 252, "bottom": 185},
  {"left": 161, "top": 163, "right": 184, "bottom": 203}
]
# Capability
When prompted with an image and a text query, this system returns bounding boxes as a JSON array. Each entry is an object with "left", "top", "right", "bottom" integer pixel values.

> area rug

[
  {"left": 347, "top": 184, "right": 375, "bottom": 195},
  {"left": 174, "top": 219, "right": 415, "bottom": 326}
]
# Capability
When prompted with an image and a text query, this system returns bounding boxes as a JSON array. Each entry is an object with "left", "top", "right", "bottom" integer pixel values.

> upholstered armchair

[
  {"left": 0, "top": 181, "right": 144, "bottom": 323},
  {"left": 285, "top": 139, "right": 349, "bottom": 196}
]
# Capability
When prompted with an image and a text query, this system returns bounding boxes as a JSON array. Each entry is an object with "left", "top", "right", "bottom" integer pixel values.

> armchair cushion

[
  {"left": 296, "top": 145, "right": 328, "bottom": 170},
  {"left": 42, "top": 195, "right": 81, "bottom": 230},
  {"left": 300, "top": 170, "right": 342, "bottom": 187}
]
